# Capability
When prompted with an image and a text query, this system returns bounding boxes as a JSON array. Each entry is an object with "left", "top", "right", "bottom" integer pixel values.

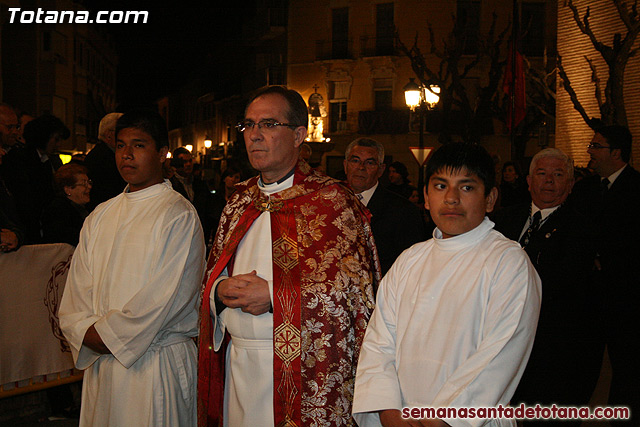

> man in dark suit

[
  {"left": 84, "top": 112, "right": 126, "bottom": 211},
  {"left": 344, "top": 137, "right": 427, "bottom": 276},
  {"left": 571, "top": 125, "right": 640, "bottom": 425},
  {"left": 493, "top": 148, "right": 603, "bottom": 422},
  {"left": 170, "top": 146, "right": 214, "bottom": 241}
]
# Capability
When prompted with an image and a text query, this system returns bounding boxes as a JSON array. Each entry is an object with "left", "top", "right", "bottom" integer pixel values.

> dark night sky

[{"left": 84, "top": 2, "right": 253, "bottom": 108}]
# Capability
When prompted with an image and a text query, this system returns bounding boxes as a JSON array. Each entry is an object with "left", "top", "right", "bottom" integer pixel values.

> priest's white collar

[{"left": 259, "top": 173, "right": 294, "bottom": 195}]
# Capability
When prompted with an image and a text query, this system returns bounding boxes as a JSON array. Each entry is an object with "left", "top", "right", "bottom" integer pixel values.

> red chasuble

[{"left": 198, "top": 161, "right": 379, "bottom": 427}]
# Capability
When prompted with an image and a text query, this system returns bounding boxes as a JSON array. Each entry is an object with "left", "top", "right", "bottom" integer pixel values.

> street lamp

[{"left": 404, "top": 78, "right": 440, "bottom": 197}]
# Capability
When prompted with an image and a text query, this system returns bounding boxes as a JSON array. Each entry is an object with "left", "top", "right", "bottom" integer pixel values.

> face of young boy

[{"left": 424, "top": 167, "right": 497, "bottom": 239}]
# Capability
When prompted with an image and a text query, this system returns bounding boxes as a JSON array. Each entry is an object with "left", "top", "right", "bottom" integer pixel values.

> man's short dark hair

[
  {"left": 23, "top": 114, "right": 70, "bottom": 150},
  {"left": 246, "top": 86, "right": 308, "bottom": 129},
  {"left": 425, "top": 142, "right": 495, "bottom": 196},
  {"left": 173, "top": 147, "right": 192, "bottom": 158},
  {"left": 116, "top": 109, "right": 168, "bottom": 150},
  {"left": 596, "top": 125, "right": 632, "bottom": 163}
]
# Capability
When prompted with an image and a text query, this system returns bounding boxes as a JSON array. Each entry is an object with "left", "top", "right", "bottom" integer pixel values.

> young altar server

[
  {"left": 353, "top": 142, "right": 541, "bottom": 427},
  {"left": 59, "top": 110, "right": 205, "bottom": 426}
]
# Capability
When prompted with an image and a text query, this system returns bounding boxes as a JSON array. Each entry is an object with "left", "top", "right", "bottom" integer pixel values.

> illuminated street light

[{"left": 404, "top": 78, "right": 441, "bottom": 198}]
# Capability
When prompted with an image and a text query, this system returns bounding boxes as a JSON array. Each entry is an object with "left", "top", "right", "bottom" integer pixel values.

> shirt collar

[
  {"left": 531, "top": 202, "right": 560, "bottom": 221},
  {"left": 604, "top": 164, "right": 627, "bottom": 187},
  {"left": 357, "top": 181, "right": 378, "bottom": 207}
]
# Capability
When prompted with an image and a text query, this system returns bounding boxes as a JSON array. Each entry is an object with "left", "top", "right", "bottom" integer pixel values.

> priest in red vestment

[{"left": 198, "top": 86, "right": 380, "bottom": 427}]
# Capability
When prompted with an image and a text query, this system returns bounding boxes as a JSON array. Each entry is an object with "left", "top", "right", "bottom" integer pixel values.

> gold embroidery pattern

[
  {"left": 273, "top": 235, "right": 299, "bottom": 271},
  {"left": 274, "top": 322, "right": 301, "bottom": 362}
]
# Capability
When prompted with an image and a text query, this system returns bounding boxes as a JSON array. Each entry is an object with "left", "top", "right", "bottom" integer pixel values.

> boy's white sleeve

[{"left": 352, "top": 263, "right": 403, "bottom": 427}]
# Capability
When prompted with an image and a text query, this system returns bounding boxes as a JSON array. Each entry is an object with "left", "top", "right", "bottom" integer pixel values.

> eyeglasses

[
  {"left": 0, "top": 123, "right": 20, "bottom": 131},
  {"left": 73, "top": 179, "right": 93, "bottom": 188},
  {"left": 587, "top": 143, "right": 612, "bottom": 150},
  {"left": 235, "top": 119, "right": 298, "bottom": 132},
  {"left": 347, "top": 157, "right": 379, "bottom": 169}
]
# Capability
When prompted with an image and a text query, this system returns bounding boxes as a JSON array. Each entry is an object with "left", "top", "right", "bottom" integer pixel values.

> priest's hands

[
  {"left": 217, "top": 270, "right": 271, "bottom": 316},
  {"left": 379, "top": 410, "right": 449, "bottom": 427},
  {"left": 82, "top": 324, "right": 111, "bottom": 354}
]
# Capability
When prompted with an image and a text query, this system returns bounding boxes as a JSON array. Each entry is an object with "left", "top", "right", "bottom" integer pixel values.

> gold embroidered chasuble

[{"left": 198, "top": 161, "right": 379, "bottom": 427}]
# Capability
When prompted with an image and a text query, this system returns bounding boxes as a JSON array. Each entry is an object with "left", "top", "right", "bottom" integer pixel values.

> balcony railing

[
  {"left": 358, "top": 110, "right": 410, "bottom": 135},
  {"left": 360, "top": 35, "right": 397, "bottom": 57},
  {"left": 315, "top": 39, "right": 354, "bottom": 61}
]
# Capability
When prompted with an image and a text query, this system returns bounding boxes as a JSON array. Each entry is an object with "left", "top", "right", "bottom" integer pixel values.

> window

[
  {"left": 456, "top": 0, "right": 480, "bottom": 55},
  {"left": 330, "top": 101, "right": 348, "bottom": 132},
  {"left": 374, "top": 78, "right": 393, "bottom": 111},
  {"left": 376, "top": 3, "right": 395, "bottom": 56},
  {"left": 521, "top": 2, "right": 545, "bottom": 57},
  {"left": 332, "top": 8, "right": 349, "bottom": 59},
  {"left": 328, "top": 80, "right": 350, "bottom": 131}
]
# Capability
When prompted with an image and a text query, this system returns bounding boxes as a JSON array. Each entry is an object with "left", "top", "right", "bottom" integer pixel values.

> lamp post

[{"left": 404, "top": 78, "right": 440, "bottom": 197}]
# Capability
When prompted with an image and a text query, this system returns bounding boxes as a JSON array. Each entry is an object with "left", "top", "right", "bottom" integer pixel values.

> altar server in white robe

[
  {"left": 353, "top": 142, "right": 541, "bottom": 427},
  {"left": 59, "top": 109, "right": 205, "bottom": 427}
]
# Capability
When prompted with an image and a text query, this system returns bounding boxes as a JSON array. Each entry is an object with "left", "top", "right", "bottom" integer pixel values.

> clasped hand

[{"left": 217, "top": 270, "right": 271, "bottom": 316}]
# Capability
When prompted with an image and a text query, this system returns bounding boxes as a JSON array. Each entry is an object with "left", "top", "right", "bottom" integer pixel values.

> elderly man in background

[
  {"left": 84, "top": 112, "right": 126, "bottom": 210},
  {"left": 199, "top": 86, "right": 379, "bottom": 427},
  {"left": 493, "top": 148, "right": 603, "bottom": 424}
]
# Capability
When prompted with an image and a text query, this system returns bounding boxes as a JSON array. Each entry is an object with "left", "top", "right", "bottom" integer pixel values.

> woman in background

[
  {"left": 499, "top": 161, "right": 529, "bottom": 208},
  {"left": 41, "top": 163, "right": 91, "bottom": 246}
]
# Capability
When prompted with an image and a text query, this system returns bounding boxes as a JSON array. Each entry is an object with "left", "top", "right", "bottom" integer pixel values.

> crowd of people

[{"left": 1, "top": 86, "right": 638, "bottom": 427}]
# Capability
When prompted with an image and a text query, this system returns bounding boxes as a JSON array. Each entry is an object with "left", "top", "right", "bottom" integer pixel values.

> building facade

[{"left": 0, "top": 0, "right": 117, "bottom": 153}]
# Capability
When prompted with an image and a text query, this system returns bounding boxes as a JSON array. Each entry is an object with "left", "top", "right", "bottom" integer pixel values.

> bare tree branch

[
  {"left": 567, "top": 0, "right": 612, "bottom": 60},
  {"left": 557, "top": 55, "right": 597, "bottom": 127},
  {"left": 584, "top": 56, "right": 604, "bottom": 109}
]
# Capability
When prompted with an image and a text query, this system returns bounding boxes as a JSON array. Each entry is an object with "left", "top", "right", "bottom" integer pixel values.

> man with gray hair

[
  {"left": 84, "top": 112, "right": 126, "bottom": 210},
  {"left": 344, "top": 137, "right": 427, "bottom": 275},
  {"left": 493, "top": 148, "right": 603, "bottom": 419}
]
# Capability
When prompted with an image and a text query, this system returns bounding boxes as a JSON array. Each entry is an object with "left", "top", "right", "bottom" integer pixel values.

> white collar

[
  {"left": 531, "top": 202, "right": 560, "bottom": 221},
  {"left": 356, "top": 181, "right": 379, "bottom": 207},
  {"left": 605, "top": 164, "right": 627, "bottom": 187}
]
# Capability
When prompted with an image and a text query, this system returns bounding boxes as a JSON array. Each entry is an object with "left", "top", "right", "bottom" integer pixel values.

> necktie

[
  {"left": 519, "top": 210, "right": 542, "bottom": 247},
  {"left": 600, "top": 177, "right": 610, "bottom": 195},
  {"left": 356, "top": 193, "right": 364, "bottom": 202}
]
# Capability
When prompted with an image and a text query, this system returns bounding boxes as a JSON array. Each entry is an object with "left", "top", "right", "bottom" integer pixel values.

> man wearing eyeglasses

[
  {"left": 571, "top": 125, "right": 640, "bottom": 425},
  {"left": 199, "top": 86, "right": 379, "bottom": 427},
  {"left": 344, "top": 137, "right": 427, "bottom": 275},
  {"left": 0, "top": 103, "right": 20, "bottom": 152}
]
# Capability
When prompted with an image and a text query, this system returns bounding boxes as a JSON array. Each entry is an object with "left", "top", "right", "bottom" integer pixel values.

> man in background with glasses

[
  {"left": 572, "top": 125, "right": 640, "bottom": 425},
  {"left": 344, "top": 137, "right": 426, "bottom": 275},
  {"left": 199, "top": 86, "right": 379, "bottom": 427}
]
